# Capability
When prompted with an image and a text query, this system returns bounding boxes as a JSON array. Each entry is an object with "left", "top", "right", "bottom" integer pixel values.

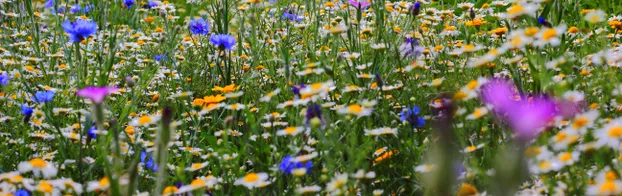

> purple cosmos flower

[
  {"left": 480, "top": 79, "right": 569, "bottom": 141},
  {"left": 62, "top": 19, "right": 97, "bottom": 42},
  {"left": 76, "top": 86, "right": 119, "bottom": 104},
  {"left": 279, "top": 155, "right": 312, "bottom": 174},
  {"left": 210, "top": 34, "right": 236, "bottom": 50},
  {"left": 0, "top": 73, "right": 9, "bottom": 86},
  {"left": 33, "top": 91, "right": 55, "bottom": 103},
  {"left": 348, "top": 0, "right": 371, "bottom": 9},
  {"left": 189, "top": 18, "right": 210, "bottom": 35}
]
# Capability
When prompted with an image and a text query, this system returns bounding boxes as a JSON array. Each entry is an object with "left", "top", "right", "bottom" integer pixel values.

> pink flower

[
  {"left": 76, "top": 86, "right": 119, "bottom": 104},
  {"left": 480, "top": 79, "right": 571, "bottom": 141},
  {"left": 348, "top": 0, "right": 371, "bottom": 9}
]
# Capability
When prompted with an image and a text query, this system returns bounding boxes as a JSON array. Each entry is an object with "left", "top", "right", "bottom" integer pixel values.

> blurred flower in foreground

[
  {"left": 480, "top": 79, "right": 572, "bottom": 141},
  {"left": 348, "top": 0, "right": 371, "bottom": 9},
  {"left": 76, "top": 86, "right": 118, "bottom": 104}
]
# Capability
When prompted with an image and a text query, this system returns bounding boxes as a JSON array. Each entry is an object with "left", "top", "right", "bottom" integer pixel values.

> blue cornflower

[
  {"left": 33, "top": 91, "right": 55, "bottom": 103},
  {"left": 147, "top": 1, "right": 159, "bottom": 8},
  {"left": 538, "top": 17, "right": 552, "bottom": 28},
  {"left": 0, "top": 73, "right": 9, "bottom": 86},
  {"left": 87, "top": 126, "right": 97, "bottom": 139},
  {"left": 209, "top": 34, "right": 236, "bottom": 50},
  {"left": 282, "top": 10, "right": 303, "bottom": 22},
  {"left": 291, "top": 84, "right": 305, "bottom": 97},
  {"left": 411, "top": 1, "right": 421, "bottom": 16},
  {"left": 278, "top": 155, "right": 312, "bottom": 174},
  {"left": 189, "top": 18, "right": 210, "bottom": 35},
  {"left": 399, "top": 37, "right": 424, "bottom": 58},
  {"left": 305, "top": 104, "right": 323, "bottom": 127},
  {"left": 14, "top": 189, "right": 30, "bottom": 196},
  {"left": 44, "top": 0, "right": 54, "bottom": 8},
  {"left": 123, "top": 0, "right": 135, "bottom": 8},
  {"left": 154, "top": 54, "right": 167, "bottom": 62},
  {"left": 62, "top": 19, "right": 97, "bottom": 43},
  {"left": 70, "top": 4, "right": 81, "bottom": 13},
  {"left": 400, "top": 106, "right": 425, "bottom": 128},
  {"left": 84, "top": 5, "right": 94, "bottom": 13},
  {"left": 141, "top": 151, "right": 158, "bottom": 172},
  {"left": 21, "top": 104, "right": 33, "bottom": 116}
]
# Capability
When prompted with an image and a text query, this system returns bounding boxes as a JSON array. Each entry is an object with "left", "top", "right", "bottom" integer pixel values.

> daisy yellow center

[
  {"left": 191, "top": 163, "right": 203, "bottom": 169},
  {"left": 191, "top": 179, "right": 206, "bottom": 186},
  {"left": 99, "top": 177, "right": 110, "bottom": 187},
  {"left": 555, "top": 132, "right": 567, "bottom": 142},
  {"left": 608, "top": 126, "right": 622, "bottom": 137},
  {"left": 285, "top": 127, "right": 298, "bottom": 134},
  {"left": 606, "top": 171, "right": 618, "bottom": 181},
  {"left": 559, "top": 153, "right": 572, "bottom": 162},
  {"left": 599, "top": 181, "right": 617, "bottom": 194},
  {"left": 231, "top": 104, "right": 239, "bottom": 109},
  {"left": 30, "top": 158, "right": 47, "bottom": 168},
  {"left": 542, "top": 29, "right": 557, "bottom": 40},
  {"left": 538, "top": 161, "right": 550, "bottom": 169},
  {"left": 244, "top": 173, "right": 260, "bottom": 182},
  {"left": 39, "top": 182, "right": 53, "bottom": 193},
  {"left": 138, "top": 115, "right": 152, "bottom": 125},
  {"left": 466, "top": 146, "right": 476, "bottom": 151},
  {"left": 464, "top": 45, "right": 475, "bottom": 51},
  {"left": 163, "top": 186, "right": 179, "bottom": 194},
  {"left": 348, "top": 105, "right": 363, "bottom": 113},
  {"left": 467, "top": 80, "right": 477, "bottom": 90},
  {"left": 507, "top": 5, "right": 524, "bottom": 15},
  {"left": 11, "top": 175, "right": 23, "bottom": 182},
  {"left": 311, "top": 83, "right": 323, "bottom": 90},
  {"left": 572, "top": 117, "right": 589, "bottom": 128}
]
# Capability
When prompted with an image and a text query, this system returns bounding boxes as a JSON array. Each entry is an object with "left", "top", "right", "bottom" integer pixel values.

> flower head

[
  {"left": 279, "top": 155, "right": 313, "bottom": 175},
  {"left": 400, "top": 106, "right": 425, "bottom": 128},
  {"left": 189, "top": 18, "right": 210, "bottom": 35},
  {"left": 21, "top": 104, "right": 33, "bottom": 116},
  {"left": 33, "top": 91, "right": 55, "bottom": 103},
  {"left": 76, "top": 86, "right": 118, "bottom": 104},
  {"left": 0, "top": 72, "right": 9, "bottom": 86},
  {"left": 62, "top": 19, "right": 97, "bottom": 42},
  {"left": 348, "top": 0, "right": 371, "bottom": 9},
  {"left": 123, "top": 0, "right": 135, "bottom": 8},
  {"left": 210, "top": 34, "right": 236, "bottom": 50}
]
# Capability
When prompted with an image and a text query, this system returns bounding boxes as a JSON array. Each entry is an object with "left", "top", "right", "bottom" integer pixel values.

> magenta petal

[
  {"left": 480, "top": 79, "right": 517, "bottom": 114},
  {"left": 507, "top": 96, "right": 558, "bottom": 141},
  {"left": 76, "top": 86, "right": 119, "bottom": 104}
]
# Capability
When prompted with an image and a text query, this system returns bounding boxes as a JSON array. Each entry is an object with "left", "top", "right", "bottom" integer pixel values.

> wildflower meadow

[{"left": 1, "top": 0, "right": 622, "bottom": 195}]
